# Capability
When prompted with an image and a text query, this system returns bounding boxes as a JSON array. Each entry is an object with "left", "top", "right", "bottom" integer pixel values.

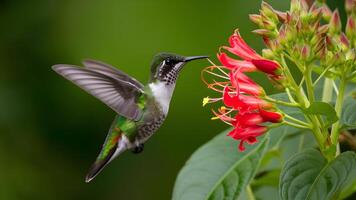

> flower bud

[
  {"left": 310, "top": 7, "right": 322, "bottom": 23},
  {"left": 329, "top": 10, "right": 341, "bottom": 34},
  {"left": 262, "top": 37, "right": 279, "bottom": 51},
  {"left": 300, "top": 0, "right": 309, "bottom": 11},
  {"left": 262, "top": 49, "right": 275, "bottom": 60},
  {"left": 321, "top": 5, "right": 332, "bottom": 21},
  {"left": 290, "top": 0, "right": 301, "bottom": 14},
  {"left": 267, "top": 75, "right": 285, "bottom": 90},
  {"left": 345, "top": 0, "right": 356, "bottom": 14},
  {"left": 261, "top": 12, "right": 277, "bottom": 30},
  {"left": 325, "top": 36, "right": 336, "bottom": 51},
  {"left": 259, "top": 109, "right": 283, "bottom": 123},
  {"left": 346, "top": 16, "right": 356, "bottom": 39},
  {"left": 346, "top": 49, "right": 356, "bottom": 61},
  {"left": 251, "top": 59, "right": 281, "bottom": 76},
  {"left": 301, "top": 45, "right": 311, "bottom": 61},
  {"left": 252, "top": 29, "right": 275, "bottom": 38},
  {"left": 249, "top": 14, "right": 263, "bottom": 26},
  {"left": 275, "top": 10, "right": 288, "bottom": 23},
  {"left": 317, "top": 24, "right": 329, "bottom": 35},
  {"left": 261, "top": 1, "right": 279, "bottom": 23},
  {"left": 340, "top": 33, "right": 350, "bottom": 49}
]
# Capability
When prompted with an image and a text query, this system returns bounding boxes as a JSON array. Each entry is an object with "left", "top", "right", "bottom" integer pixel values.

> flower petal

[{"left": 218, "top": 52, "right": 257, "bottom": 72}]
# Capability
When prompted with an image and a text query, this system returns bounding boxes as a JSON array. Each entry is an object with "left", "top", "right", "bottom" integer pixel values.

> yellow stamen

[
  {"left": 220, "top": 106, "right": 226, "bottom": 111},
  {"left": 202, "top": 97, "right": 210, "bottom": 106},
  {"left": 211, "top": 116, "right": 220, "bottom": 120}
]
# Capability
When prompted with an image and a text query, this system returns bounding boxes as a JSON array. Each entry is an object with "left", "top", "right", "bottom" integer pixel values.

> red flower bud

[
  {"left": 340, "top": 33, "right": 350, "bottom": 48},
  {"left": 251, "top": 59, "right": 281, "bottom": 75},
  {"left": 259, "top": 109, "right": 283, "bottom": 123},
  {"left": 329, "top": 9, "right": 341, "bottom": 34},
  {"left": 346, "top": 16, "right": 355, "bottom": 39}
]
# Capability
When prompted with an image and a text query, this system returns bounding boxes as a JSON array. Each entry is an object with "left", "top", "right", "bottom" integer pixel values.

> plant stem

[
  {"left": 313, "top": 65, "right": 333, "bottom": 86},
  {"left": 304, "top": 67, "right": 315, "bottom": 103},
  {"left": 298, "top": 134, "right": 305, "bottom": 152},
  {"left": 322, "top": 78, "right": 333, "bottom": 103},
  {"left": 281, "top": 54, "right": 326, "bottom": 150},
  {"left": 330, "top": 77, "right": 347, "bottom": 146},
  {"left": 263, "top": 96, "right": 299, "bottom": 107},
  {"left": 284, "top": 114, "right": 310, "bottom": 127},
  {"left": 283, "top": 121, "right": 310, "bottom": 129},
  {"left": 246, "top": 185, "right": 256, "bottom": 200}
]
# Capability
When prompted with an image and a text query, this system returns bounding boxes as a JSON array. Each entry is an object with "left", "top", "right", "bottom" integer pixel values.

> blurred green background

[{"left": 0, "top": 0, "right": 344, "bottom": 199}]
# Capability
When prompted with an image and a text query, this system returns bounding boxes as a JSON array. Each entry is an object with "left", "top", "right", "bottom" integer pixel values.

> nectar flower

[{"left": 201, "top": 31, "right": 284, "bottom": 151}]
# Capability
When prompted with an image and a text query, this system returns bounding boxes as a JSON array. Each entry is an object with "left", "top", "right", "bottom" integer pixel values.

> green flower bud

[
  {"left": 249, "top": 14, "right": 263, "bottom": 27},
  {"left": 345, "top": 0, "right": 356, "bottom": 14},
  {"left": 321, "top": 5, "right": 332, "bottom": 22},
  {"left": 261, "top": 1, "right": 279, "bottom": 23},
  {"left": 277, "top": 24, "right": 288, "bottom": 45},
  {"left": 346, "top": 16, "right": 356, "bottom": 39},
  {"left": 290, "top": 0, "right": 301, "bottom": 14},
  {"left": 329, "top": 10, "right": 341, "bottom": 34},
  {"left": 252, "top": 29, "right": 274, "bottom": 38},
  {"left": 262, "top": 48, "right": 275, "bottom": 59}
]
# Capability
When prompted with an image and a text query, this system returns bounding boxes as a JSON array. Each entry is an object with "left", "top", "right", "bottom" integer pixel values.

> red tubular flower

[
  {"left": 229, "top": 71, "right": 264, "bottom": 96},
  {"left": 228, "top": 126, "right": 267, "bottom": 151},
  {"left": 222, "top": 30, "right": 283, "bottom": 78},
  {"left": 224, "top": 31, "right": 263, "bottom": 61},
  {"left": 233, "top": 113, "right": 264, "bottom": 127},
  {"left": 223, "top": 87, "right": 270, "bottom": 112},
  {"left": 201, "top": 30, "right": 284, "bottom": 152},
  {"left": 218, "top": 52, "right": 257, "bottom": 72}
]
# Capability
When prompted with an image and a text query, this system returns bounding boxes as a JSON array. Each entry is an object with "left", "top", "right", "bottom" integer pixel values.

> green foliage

[
  {"left": 304, "top": 102, "right": 338, "bottom": 126},
  {"left": 172, "top": 130, "right": 269, "bottom": 200},
  {"left": 279, "top": 149, "right": 356, "bottom": 200},
  {"left": 341, "top": 95, "right": 356, "bottom": 129}
]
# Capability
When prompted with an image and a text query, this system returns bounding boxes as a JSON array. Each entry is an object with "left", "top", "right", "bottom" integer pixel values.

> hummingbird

[{"left": 52, "top": 52, "right": 207, "bottom": 182}]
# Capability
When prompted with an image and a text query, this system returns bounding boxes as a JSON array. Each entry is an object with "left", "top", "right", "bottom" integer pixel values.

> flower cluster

[
  {"left": 202, "top": 30, "right": 283, "bottom": 151},
  {"left": 250, "top": 0, "right": 356, "bottom": 80}
]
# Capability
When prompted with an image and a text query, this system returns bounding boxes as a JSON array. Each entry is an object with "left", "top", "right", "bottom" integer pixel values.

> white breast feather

[{"left": 148, "top": 82, "right": 174, "bottom": 115}]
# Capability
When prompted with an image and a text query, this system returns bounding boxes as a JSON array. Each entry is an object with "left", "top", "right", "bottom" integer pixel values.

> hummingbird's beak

[{"left": 183, "top": 55, "right": 209, "bottom": 62}]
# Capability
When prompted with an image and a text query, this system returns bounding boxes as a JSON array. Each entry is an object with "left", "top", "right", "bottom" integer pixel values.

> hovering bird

[{"left": 52, "top": 53, "right": 207, "bottom": 182}]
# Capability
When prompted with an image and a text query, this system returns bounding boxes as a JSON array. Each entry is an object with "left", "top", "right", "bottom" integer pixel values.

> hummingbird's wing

[
  {"left": 82, "top": 59, "right": 144, "bottom": 90},
  {"left": 52, "top": 64, "right": 144, "bottom": 121}
]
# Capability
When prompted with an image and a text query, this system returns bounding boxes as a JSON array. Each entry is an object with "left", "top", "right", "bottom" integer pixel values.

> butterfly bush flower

[{"left": 202, "top": 30, "right": 283, "bottom": 151}]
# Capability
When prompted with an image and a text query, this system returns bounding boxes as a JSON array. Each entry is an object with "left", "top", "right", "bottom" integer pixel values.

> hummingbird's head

[{"left": 150, "top": 52, "right": 208, "bottom": 84}]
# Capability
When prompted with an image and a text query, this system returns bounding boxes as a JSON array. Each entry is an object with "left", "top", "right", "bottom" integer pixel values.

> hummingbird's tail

[{"left": 85, "top": 117, "right": 126, "bottom": 183}]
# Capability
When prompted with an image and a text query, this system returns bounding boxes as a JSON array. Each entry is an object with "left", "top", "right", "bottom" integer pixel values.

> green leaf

[
  {"left": 304, "top": 102, "right": 338, "bottom": 126},
  {"left": 341, "top": 95, "right": 356, "bottom": 129},
  {"left": 279, "top": 149, "right": 356, "bottom": 200},
  {"left": 172, "top": 130, "right": 269, "bottom": 200}
]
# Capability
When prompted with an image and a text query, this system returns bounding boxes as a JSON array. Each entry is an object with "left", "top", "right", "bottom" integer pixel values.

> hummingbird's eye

[{"left": 165, "top": 59, "right": 173, "bottom": 66}]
